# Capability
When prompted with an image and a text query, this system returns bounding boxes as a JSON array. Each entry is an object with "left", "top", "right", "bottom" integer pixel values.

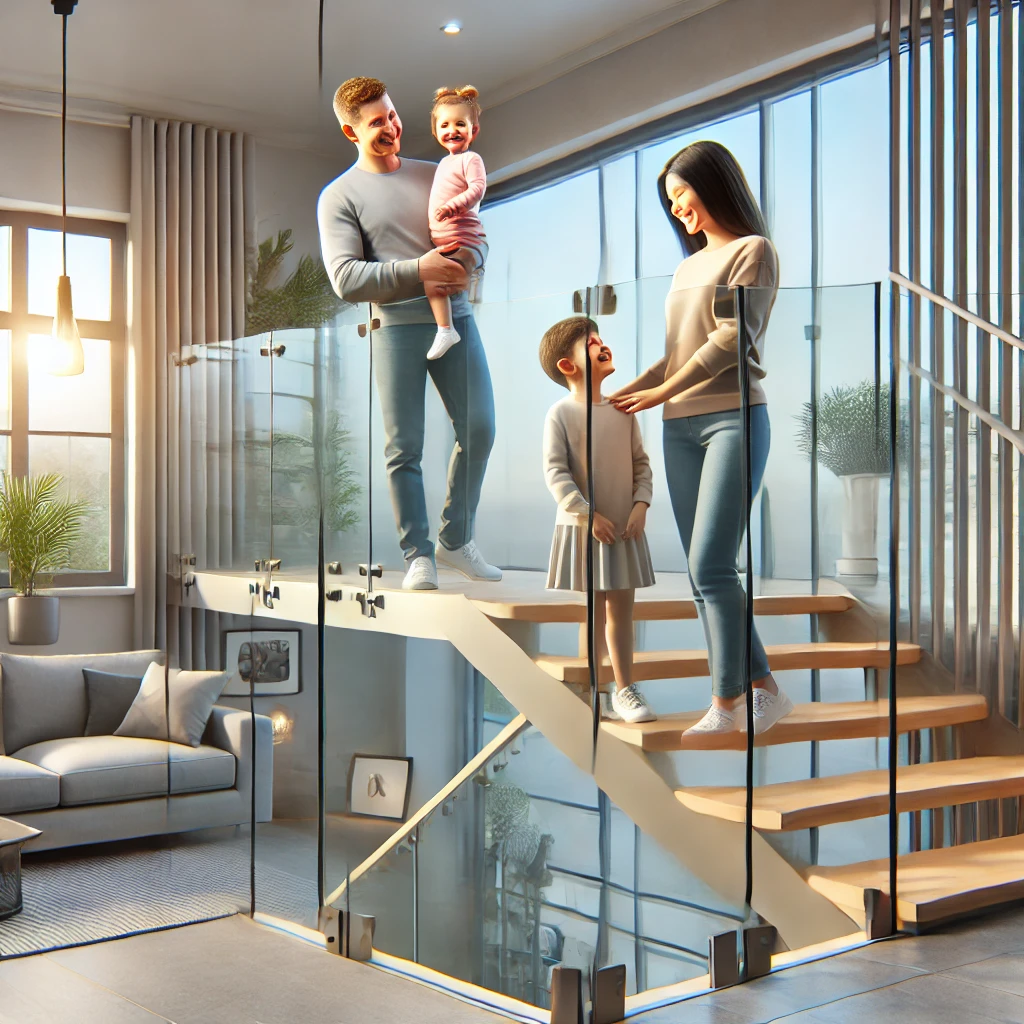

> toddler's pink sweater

[{"left": 428, "top": 151, "right": 487, "bottom": 250}]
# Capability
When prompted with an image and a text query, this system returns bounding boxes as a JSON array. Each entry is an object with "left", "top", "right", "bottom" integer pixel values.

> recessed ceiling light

[{"left": 441, "top": 21, "right": 461, "bottom": 35}]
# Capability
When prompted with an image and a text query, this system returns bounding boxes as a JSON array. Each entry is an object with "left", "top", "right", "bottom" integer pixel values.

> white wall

[
  {"left": 0, "top": 595, "right": 134, "bottom": 656},
  {"left": 477, "top": 0, "right": 880, "bottom": 181},
  {"left": 253, "top": 142, "right": 345, "bottom": 278},
  {"left": 0, "top": 108, "right": 130, "bottom": 217}
]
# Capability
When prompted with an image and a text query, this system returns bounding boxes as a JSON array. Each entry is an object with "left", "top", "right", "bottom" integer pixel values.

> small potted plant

[
  {"left": 795, "top": 381, "right": 905, "bottom": 577},
  {"left": 0, "top": 472, "right": 89, "bottom": 645}
]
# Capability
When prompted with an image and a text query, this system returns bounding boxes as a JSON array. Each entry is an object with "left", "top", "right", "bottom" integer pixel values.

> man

[{"left": 318, "top": 77, "right": 500, "bottom": 591}]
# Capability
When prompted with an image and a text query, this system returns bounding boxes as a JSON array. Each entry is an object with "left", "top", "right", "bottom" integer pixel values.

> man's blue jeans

[
  {"left": 663, "top": 406, "right": 772, "bottom": 699},
  {"left": 372, "top": 314, "right": 495, "bottom": 564}
]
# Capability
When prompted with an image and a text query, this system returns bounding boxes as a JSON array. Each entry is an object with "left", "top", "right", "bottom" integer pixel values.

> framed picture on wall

[
  {"left": 347, "top": 755, "right": 413, "bottom": 821},
  {"left": 222, "top": 630, "right": 301, "bottom": 696}
]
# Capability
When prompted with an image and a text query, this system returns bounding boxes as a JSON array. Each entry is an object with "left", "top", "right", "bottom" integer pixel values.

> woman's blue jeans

[{"left": 663, "top": 406, "right": 771, "bottom": 699}]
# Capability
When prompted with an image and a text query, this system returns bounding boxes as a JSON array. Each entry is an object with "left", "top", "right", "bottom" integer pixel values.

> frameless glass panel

[
  {"left": 27, "top": 228, "right": 112, "bottom": 321},
  {"left": 28, "top": 434, "right": 110, "bottom": 572},
  {"left": 268, "top": 328, "right": 319, "bottom": 578},
  {"left": 0, "top": 329, "right": 11, "bottom": 430},
  {"left": 28, "top": 335, "right": 111, "bottom": 432},
  {"left": 0, "top": 225, "right": 11, "bottom": 311}
]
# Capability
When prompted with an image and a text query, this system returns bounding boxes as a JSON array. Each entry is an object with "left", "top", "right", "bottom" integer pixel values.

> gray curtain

[{"left": 130, "top": 116, "right": 255, "bottom": 668}]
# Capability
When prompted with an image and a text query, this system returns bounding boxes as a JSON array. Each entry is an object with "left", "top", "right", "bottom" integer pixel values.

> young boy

[{"left": 540, "top": 316, "right": 657, "bottom": 724}]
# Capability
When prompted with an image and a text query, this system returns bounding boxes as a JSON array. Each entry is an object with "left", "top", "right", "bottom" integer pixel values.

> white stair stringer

[{"left": 187, "top": 573, "right": 859, "bottom": 950}]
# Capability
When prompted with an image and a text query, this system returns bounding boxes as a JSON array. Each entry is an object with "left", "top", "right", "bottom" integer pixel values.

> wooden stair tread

[
  {"left": 537, "top": 642, "right": 922, "bottom": 685},
  {"left": 675, "top": 756, "right": 1024, "bottom": 831},
  {"left": 476, "top": 592, "right": 854, "bottom": 623},
  {"left": 804, "top": 834, "right": 1024, "bottom": 925},
  {"left": 601, "top": 695, "right": 988, "bottom": 751}
]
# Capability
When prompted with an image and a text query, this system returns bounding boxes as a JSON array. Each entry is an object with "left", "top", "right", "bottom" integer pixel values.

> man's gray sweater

[{"left": 317, "top": 157, "right": 470, "bottom": 327}]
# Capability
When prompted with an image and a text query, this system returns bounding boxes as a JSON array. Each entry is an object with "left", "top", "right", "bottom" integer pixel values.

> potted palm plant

[
  {"left": 0, "top": 472, "right": 89, "bottom": 645},
  {"left": 795, "top": 381, "right": 905, "bottom": 577}
]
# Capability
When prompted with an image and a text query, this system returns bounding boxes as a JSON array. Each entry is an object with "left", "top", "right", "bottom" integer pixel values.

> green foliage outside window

[{"left": 0, "top": 472, "right": 89, "bottom": 593}]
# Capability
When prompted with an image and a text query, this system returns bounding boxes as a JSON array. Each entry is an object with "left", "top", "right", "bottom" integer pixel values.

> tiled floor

[
  {"left": 3, "top": 904, "right": 1022, "bottom": 1023},
  {"left": 0, "top": 915, "right": 506, "bottom": 1024},
  {"left": 630, "top": 905, "right": 1024, "bottom": 1023}
]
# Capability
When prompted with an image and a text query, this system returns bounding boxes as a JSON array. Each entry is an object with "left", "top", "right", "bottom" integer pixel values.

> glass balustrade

[{"left": 166, "top": 275, "right": 918, "bottom": 1013}]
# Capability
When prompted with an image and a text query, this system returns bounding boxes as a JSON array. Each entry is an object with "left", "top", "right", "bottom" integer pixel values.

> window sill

[{"left": 1, "top": 587, "right": 135, "bottom": 599}]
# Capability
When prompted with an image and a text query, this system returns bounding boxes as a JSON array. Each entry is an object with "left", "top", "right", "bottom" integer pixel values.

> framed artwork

[
  {"left": 223, "top": 630, "right": 301, "bottom": 696},
  {"left": 347, "top": 754, "right": 413, "bottom": 821}
]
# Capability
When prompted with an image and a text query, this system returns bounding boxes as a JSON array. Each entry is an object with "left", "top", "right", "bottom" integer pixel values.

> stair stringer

[
  {"left": 330, "top": 587, "right": 860, "bottom": 951},
  {"left": 190, "top": 574, "right": 860, "bottom": 948}
]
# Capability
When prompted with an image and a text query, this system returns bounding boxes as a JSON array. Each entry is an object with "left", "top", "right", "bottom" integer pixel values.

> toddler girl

[
  {"left": 425, "top": 85, "right": 488, "bottom": 361},
  {"left": 540, "top": 316, "right": 657, "bottom": 724}
]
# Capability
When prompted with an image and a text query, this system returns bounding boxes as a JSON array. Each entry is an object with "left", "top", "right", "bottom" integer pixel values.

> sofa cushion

[
  {"left": 116, "top": 662, "right": 228, "bottom": 747},
  {"left": 83, "top": 669, "right": 144, "bottom": 736},
  {"left": 0, "top": 650, "right": 164, "bottom": 755},
  {"left": 14, "top": 736, "right": 236, "bottom": 806},
  {"left": 0, "top": 755, "right": 60, "bottom": 814}
]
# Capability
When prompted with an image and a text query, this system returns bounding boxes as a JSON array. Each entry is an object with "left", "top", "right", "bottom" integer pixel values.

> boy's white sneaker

[
  {"left": 752, "top": 687, "right": 794, "bottom": 735},
  {"left": 683, "top": 705, "right": 739, "bottom": 735},
  {"left": 427, "top": 326, "right": 461, "bottom": 361},
  {"left": 436, "top": 539, "right": 502, "bottom": 581},
  {"left": 611, "top": 684, "right": 656, "bottom": 724},
  {"left": 403, "top": 556, "right": 438, "bottom": 591}
]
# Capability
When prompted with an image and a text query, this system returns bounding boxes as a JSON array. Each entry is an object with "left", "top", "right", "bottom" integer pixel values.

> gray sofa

[{"left": 0, "top": 650, "right": 273, "bottom": 852}]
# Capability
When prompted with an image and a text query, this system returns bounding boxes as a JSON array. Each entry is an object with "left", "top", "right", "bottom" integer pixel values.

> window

[{"left": 0, "top": 211, "right": 126, "bottom": 586}]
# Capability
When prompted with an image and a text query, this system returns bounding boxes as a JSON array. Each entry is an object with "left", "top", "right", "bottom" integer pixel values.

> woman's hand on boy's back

[{"left": 612, "top": 385, "right": 669, "bottom": 415}]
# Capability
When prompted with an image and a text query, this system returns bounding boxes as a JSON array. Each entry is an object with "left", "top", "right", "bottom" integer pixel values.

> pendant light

[{"left": 49, "top": 0, "right": 84, "bottom": 376}]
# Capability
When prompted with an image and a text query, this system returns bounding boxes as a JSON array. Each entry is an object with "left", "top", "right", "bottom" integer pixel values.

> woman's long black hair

[{"left": 658, "top": 140, "right": 769, "bottom": 257}]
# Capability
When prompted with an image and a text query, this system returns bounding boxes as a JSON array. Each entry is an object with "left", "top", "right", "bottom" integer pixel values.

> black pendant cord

[
  {"left": 738, "top": 287, "right": 755, "bottom": 917},
  {"left": 317, "top": 0, "right": 325, "bottom": 89},
  {"left": 61, "top": 12, "right": 68, "bottom": 276}
]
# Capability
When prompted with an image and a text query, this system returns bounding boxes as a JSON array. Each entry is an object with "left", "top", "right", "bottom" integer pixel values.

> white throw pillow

[{"left": 115, "top": 661, "right": 228, "bottom": 747}]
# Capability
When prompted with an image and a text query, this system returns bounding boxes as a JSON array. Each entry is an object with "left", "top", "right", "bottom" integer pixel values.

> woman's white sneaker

[
  {"left": 436, "top": 539, "right": 502, "bottom": 581},
  {"left": 403, "top": 556, "right": 438, "bottom": 591},
  {"left": 611, "top": 684, "right": 656, "bottom": 723},
  {"left": 752, "top": 687, "right": 794, "bottom": 735},
  {"left": 684, "top": 705, "right": 739, "bottom": 735}
]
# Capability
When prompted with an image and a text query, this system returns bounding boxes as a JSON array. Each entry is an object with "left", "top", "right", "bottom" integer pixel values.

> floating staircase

[
  {"left": 189, "top": 566, "right": 1024, "bottom": 944},
  {"left": 474, "top": 573, "right": 1024, "bottom": 932}
]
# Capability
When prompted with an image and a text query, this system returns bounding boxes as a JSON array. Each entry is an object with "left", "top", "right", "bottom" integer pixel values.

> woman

[{"left": 611, "top": 140, "right": 791, "bottom": 737}]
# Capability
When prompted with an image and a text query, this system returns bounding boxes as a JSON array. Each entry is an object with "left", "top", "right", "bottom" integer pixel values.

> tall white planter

[{"left": 836, "top": 473, "right": 882, "bottom": 577}]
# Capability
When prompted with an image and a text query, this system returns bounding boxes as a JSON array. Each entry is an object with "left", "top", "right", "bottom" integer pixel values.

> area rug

[{"left": 0, "top": 836, "right": 318, "bottom": 958}]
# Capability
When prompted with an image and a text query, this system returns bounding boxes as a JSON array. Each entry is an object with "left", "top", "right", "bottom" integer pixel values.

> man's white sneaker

[
  {"left": 436, "top": 539, "right": 502, "bottom": 581},
  {"left": 683, "top": 705, "right": 739, "bottom": 735},
  {"left": 611, "top": 684, "right": 656, "bottom": 724},
  {"left": 752, "top": 687, "right": 794, "bottom": 735},
  {"left": 402, "top": 555, "right": 438, "bottom": 591},
  {"left": 427, "top": 326, "right": 461, "bottom": 361}
]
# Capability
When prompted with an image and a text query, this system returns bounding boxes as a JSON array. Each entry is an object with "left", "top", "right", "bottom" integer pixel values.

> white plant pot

[
  {"left": 7, "top": 595, "right": 60, "bottom": 646},
  {"left": 836, "top": 474, "right": 882, "bottom": 577}
]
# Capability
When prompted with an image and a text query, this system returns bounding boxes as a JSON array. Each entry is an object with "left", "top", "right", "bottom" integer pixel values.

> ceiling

[{"left": 0, "top": 0, "right": 725, "bottom": 156}]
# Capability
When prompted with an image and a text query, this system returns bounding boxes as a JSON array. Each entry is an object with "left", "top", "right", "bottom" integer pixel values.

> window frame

[{"left": 0, "top": 209, "right": 127, "bottom": 588}]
